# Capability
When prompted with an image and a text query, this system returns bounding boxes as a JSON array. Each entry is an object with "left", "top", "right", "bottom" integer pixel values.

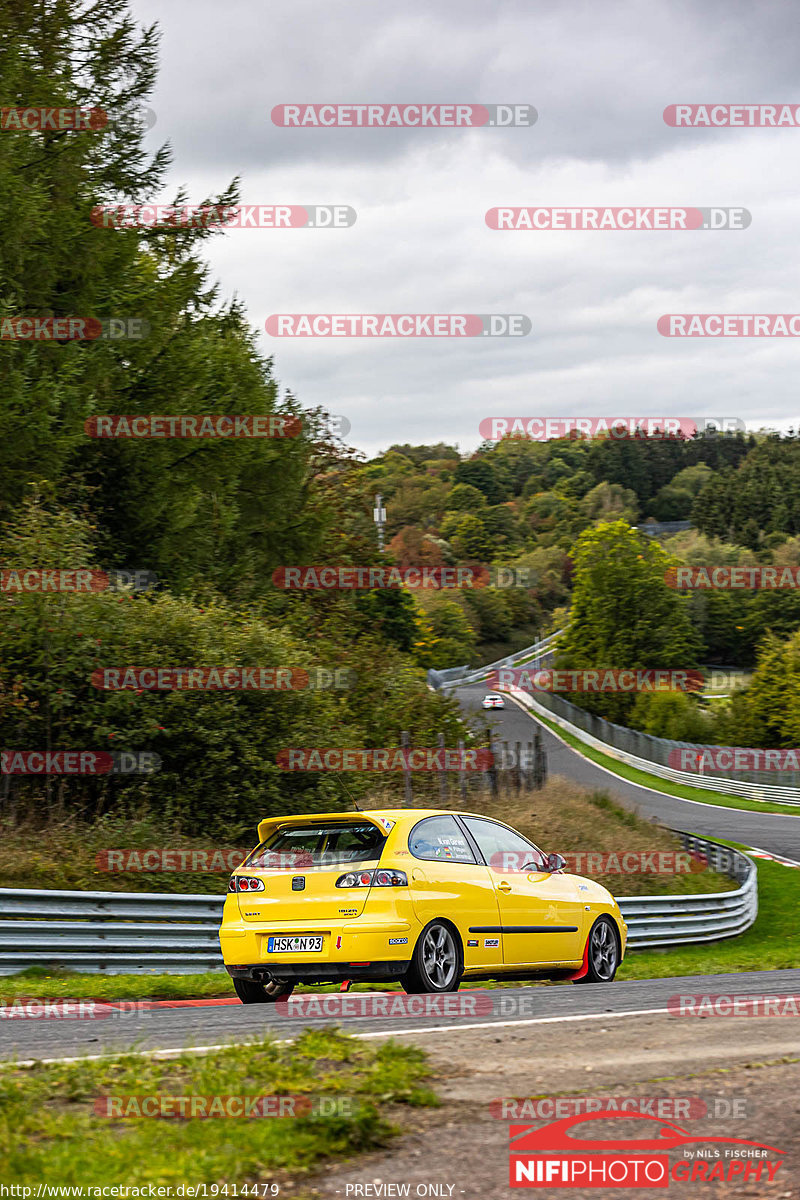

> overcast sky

[{"left": 130, "top": 0, "right": 800, "bottom": 456}]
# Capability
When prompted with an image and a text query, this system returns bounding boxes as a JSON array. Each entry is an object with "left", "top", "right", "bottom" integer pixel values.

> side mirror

[{"left": 546, "top": 852, "right": 566, "bottom": 873}]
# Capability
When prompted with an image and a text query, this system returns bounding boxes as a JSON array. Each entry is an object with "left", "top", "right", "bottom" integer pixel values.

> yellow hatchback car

[{"left": 220, "top": 808, "right": 627, "bottom": 1001}]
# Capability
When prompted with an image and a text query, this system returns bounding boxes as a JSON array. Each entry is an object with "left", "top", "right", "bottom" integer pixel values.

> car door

[
  {"left": 460, "top": 816, "right": 585, "bottom": 967},
  {"left": 407, "top": 814, "right": 503, "bottom": 970}
]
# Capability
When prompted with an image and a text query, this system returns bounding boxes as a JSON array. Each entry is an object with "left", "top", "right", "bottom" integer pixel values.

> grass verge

[
  {"left": 0, "top": 967, "right": 232, "bottom": 1001},
  {"left": 0, "top": 813, "right": 248, "bottom": 894},
  {"left": 0, "top": 1029, "right": 436, "bottom": 1186},
  {"left": 619, "top": 853, "right": 800, "bottom": 979},
  {"left": 525, "top": 704, "right": 800, "bottom": 817}
]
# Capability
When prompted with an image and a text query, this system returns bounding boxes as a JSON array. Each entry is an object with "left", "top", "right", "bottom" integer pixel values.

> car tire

[
  {"left": 574, "top": 916, "right": 620, "bottom": 984},
  {"left": 400, "top": 920, "right": 463, "bottom": 994},
  {"left": 232, "top": 977, "right": 295, "bottom": 1004}
]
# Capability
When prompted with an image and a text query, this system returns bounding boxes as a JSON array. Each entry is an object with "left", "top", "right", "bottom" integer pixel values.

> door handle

[{"left": 498, "top": 880, "right": 512, "bottom": 893}]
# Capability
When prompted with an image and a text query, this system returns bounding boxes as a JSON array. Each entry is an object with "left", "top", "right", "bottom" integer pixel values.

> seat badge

[{"left": 292, "top": 877, "right": 305, "bottom": 890}]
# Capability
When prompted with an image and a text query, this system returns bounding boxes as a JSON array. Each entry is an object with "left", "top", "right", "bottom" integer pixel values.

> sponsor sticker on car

[
  {"left": 484, "top": 938, "right": 500, "bottom": 948},
  {"left": 267, "top": 935, "right": 323, "bottom": 953},
  {"left": 388, "top": 937, "right": 408, "bottom": 945}
]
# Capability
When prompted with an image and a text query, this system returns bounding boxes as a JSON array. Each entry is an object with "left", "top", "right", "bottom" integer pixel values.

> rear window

[{"left": 244, "top": 821, "right": 386, "bottom": 869}]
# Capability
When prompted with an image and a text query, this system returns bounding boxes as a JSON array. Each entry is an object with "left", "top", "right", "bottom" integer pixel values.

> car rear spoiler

[{"left": 256, "top": 811, "right": 395, "bottom": 844}]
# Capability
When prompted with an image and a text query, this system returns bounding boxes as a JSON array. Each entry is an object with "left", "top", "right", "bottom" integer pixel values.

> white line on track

[
  {"left": 348, "top": 1007, "right": 672, "bottom": 1038},
  {"left": 1, "top": 1006, "right": 672, "bottom": 1068}
]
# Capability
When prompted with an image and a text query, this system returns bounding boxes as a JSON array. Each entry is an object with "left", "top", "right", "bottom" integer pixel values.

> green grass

[
  {"left": 527, "top": 705, "right": 800, "bottom": 816},
  {"left": 0, "top": 967, "right": 233, "bottom": 1002},
  {"left": 620, "top": 854, "right": 800, "bottom": 979},
  {"left": 0, "top": 1029, "right": 436, "bottom": 1186},
  {"left": 0, "top": 813, "right": 250, "bottom": 894}
]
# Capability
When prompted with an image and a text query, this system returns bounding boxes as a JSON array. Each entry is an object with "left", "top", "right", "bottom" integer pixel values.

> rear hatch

[{"left": 234, "top": 814, "right": 388, "bottom": 923}]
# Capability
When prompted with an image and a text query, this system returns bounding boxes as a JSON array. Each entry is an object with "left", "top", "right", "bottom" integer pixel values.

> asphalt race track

[
  {"left": 453, "top": 682, "right": 800, "bottom": 859},
  {"left": 1, "top": 970, "right": 799, "bottom": 1065},
  {"left": 1, "top": 683, "right": 798, "bottom": 1070}
]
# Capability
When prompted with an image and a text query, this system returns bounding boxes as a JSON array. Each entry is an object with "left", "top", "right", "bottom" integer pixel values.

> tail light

[
  {"left": 336, "top": 869, "right": 408, "bottom": 888},
  {"left": 229, "top": 875, "right": 265, "bottom": 892}
]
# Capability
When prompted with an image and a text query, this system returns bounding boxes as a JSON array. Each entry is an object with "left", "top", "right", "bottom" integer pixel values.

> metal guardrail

[
  {"left": 0, "top": 889, "right": 223, "bottom": 974},
  {"left": 635, "top": 520, "right": 692, "bottom": 538},
  {"left": 505, "top": 684, "right": 800, "bottom": 805},
  {"left": 617, "top": 834, "right": 757, "bottom": 949},
  {"left": 0, "top": 832, "right": 757, "bottom": 973},
  {"left": 432, "top": 631, "right": 562, "bottom": 691}
]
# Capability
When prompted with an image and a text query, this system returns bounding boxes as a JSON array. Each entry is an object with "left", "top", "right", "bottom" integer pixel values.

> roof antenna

[{"left": 335, "top": 774, "right": 361, "bottom": 812}]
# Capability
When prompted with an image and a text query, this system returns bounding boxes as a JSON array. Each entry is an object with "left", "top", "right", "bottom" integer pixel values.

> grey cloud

[{"left": 127, "top": 0, "right": 800, "bottom": 453}]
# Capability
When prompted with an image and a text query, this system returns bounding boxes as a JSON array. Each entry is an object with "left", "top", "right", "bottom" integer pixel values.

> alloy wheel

[
  {"left": 589, "top": 919, "right": 618, "bottom": 981},
  {"left": 421, "top": 923, "right": 458, "bottom": 989}
]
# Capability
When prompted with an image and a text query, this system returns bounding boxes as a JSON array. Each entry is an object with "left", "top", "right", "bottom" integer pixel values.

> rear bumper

[
  {"left": 226, "top": 960, "right": 410, "bottom": 984},
  {"left": 220, "top": 912, "right": 416, "bottom": 972}
]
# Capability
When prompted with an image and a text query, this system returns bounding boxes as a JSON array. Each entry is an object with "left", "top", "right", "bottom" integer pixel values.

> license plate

[{"left": 267, "top": 935, "right": 324, "bottom": 954}]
